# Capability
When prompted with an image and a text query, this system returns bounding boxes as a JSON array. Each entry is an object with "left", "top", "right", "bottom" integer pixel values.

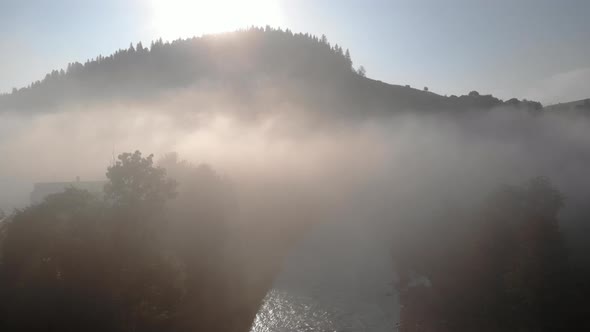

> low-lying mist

[
  {"left": 3, "top": 86, "right": 590, "bottom": 331},
  {"left": 2, "top": 90, "right": 590, "bottom": 227}
]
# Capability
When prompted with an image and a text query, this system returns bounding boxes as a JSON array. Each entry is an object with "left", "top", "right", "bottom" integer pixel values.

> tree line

[
  {"left": 393, "top": 177, "right": 590, "bottom": 331},
  {"left": 0, "top": 151, "right": 262, "bottom": 331},
  {"left": 0, "top": 27, "right": 358, "bottom": 111},
  {"left": 0, "top": 27, "right": 545, "bottom": 116},
  {"left": 1, "top": 151, "right": 589, "bottom": 331}
]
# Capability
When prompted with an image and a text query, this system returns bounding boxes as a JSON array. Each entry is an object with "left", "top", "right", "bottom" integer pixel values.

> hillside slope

[
  {"left": 0, "top": 27, "right": 540, "bottom": 115},
  {"left": 545, "top": 98, "right": 590, "bottom": 113}
]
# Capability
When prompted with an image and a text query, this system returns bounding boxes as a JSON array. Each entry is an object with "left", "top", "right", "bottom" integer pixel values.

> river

[{"left": 250, "top": 210, "right": 400, "bottom": 331}]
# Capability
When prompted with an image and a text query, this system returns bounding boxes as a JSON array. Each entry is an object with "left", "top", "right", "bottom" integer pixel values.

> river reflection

[
  {"left": 251, "top": 289, "right": 364, "bottom": 332},
  {"left": 251, "top": 286, "right": 398, "bottom": 332},
  {"left": 250, "top": 212, "right": 399, "bottom": 331}
]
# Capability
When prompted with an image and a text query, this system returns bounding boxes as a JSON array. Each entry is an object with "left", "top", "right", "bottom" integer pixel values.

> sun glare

[{"left": 149, "top": 0, "right": 284, "bottom": 40}]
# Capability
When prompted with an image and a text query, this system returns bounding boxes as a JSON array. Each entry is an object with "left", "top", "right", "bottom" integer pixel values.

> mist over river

[{"left": 251, "top": 207, "right": 400, "bottom": 332}]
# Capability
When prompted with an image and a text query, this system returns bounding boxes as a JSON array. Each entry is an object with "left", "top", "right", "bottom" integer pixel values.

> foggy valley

[{"left": 1, "top": 5, "right": 590, "bottom": 332}]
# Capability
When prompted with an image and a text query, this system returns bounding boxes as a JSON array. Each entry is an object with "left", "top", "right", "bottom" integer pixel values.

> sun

[{"left": 148, "top": 0, "right": 284, "bottom": 40}]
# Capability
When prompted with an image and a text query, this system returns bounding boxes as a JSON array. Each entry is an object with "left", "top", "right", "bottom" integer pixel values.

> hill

[
  {"left": 545, "top": 98, "right": 590, "bottom": 113},
  {"left": 0, "top": 27, "right": 541, "bottom": 115}
]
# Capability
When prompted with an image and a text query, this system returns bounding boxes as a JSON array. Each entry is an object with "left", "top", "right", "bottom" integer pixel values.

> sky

[{"left": 1, "top": 0, "right": 589, "bottom": 105}]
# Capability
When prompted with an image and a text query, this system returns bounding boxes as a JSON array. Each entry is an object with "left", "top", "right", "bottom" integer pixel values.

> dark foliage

[
  {"left": 0, "top": 150, "right": 319, "bottom": 331},
  {"left": 0, "top": 27, "right": 356, "bottom": 112},
  {"left": 0, "top": 27, "right": 540, "bottom": 116},
  {"left": 393, "top": 177, "right": 590, "bottom": 331},
  {"left": 0, "top": 151, "right": 270, "bottom": 332}
]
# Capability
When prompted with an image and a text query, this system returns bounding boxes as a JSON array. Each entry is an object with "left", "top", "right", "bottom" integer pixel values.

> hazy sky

[{"left": 1, "top": 0, "right": 589, "bottom": 104}]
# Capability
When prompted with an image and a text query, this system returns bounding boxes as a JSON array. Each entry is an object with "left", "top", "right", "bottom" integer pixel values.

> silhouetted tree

[
  {"left": 104, "top": 150, "right": 177, "bottom": 210},
  {"left": 0, "top": 28, "right": 363, "bottom": 112},
  {"left": 357, "top": 65, "right": 366, "bottom": 77},
  {"left": 0, "top": 150, "right": 299, "bottom": 332},
  {"left": 395, "top": 177, "right": 575, "bottom": 332},
  {"left": 345, "top": 48, "right": 352, "bottom": 68},
  {"left": 0, "top": 151, "right": 187, "bottom": 331},
  {"left": 0, "top": 27, "right": 542, "bottom": 116}
]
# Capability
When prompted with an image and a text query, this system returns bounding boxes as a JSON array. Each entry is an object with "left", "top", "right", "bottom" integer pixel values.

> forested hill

[
  {"left": 545, "top": 98, "right": 590, "bottom": 113},
  {"left": 0, "top": 27, "right": 541, "bottom": 114}
]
